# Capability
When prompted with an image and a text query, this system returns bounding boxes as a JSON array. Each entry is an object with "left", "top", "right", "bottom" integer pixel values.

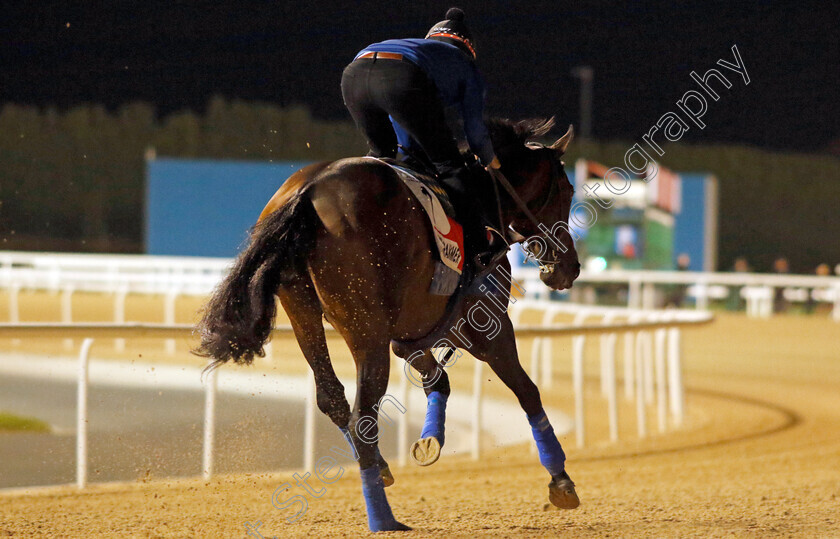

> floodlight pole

[{"left": 571, "top": 66, "right": 594, "bottom": 141}]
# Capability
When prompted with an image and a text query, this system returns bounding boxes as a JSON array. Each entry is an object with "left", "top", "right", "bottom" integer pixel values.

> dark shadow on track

[{"left": 572, "top": 386, "right": 802, "bottom": 463}]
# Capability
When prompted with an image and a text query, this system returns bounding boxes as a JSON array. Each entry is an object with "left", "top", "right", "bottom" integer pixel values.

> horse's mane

[{"left": 487, "top": 117, "right": 555, "bottom": 151}]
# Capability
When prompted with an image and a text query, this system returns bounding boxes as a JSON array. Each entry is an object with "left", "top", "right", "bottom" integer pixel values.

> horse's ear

[{"left": 550, "top": 125, "right": 574, "bottom": 154}]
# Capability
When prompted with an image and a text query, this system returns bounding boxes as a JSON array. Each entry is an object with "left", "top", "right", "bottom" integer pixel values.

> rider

[{"left": 341, "top": 7, "right": 502, "bottom": 270}]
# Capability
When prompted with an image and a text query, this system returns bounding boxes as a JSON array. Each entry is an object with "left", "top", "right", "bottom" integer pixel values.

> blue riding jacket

[{"left": 355, "top": 38, "right": 495, "bottom": 166}]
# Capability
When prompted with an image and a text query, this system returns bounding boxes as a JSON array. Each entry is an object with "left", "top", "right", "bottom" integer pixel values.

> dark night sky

[{"left": 3, "top": 1, "right": 838, "bottom": 152}]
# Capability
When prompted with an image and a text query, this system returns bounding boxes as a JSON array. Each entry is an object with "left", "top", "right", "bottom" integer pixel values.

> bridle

[{"left": 489, "top": 143, "right": 572, "bottom": 274}]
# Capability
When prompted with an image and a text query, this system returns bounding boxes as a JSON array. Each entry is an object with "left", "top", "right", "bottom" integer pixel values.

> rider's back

[{"left": 356, "top": 38, "right": 485, "bottom": 113}]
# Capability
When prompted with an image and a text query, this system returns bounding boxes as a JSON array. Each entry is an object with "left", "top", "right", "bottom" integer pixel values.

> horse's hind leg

[
  {"left": 401, "top": 347, "right": 452, "bottom": 466},
  {"left": 276, "top": 282, "right": 395, "bottom": 485},
  {"left": 278, "top": 282, "right": 349, "bottom": 423},
  {"left": 343, "top": 336, "right": 411, "bottom": 532},
  {"left": 466, "top": 311, "right": 580, "bottom": 510}
]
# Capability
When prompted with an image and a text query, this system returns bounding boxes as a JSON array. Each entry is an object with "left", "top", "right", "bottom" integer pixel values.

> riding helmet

[{"left": 425, "top": 7, "right": 476, "bottom": 59}]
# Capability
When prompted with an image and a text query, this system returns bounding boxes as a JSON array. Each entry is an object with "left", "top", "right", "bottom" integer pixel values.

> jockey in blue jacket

[{"left": 341, "top": 7, "right": 501, "bottom": 269}]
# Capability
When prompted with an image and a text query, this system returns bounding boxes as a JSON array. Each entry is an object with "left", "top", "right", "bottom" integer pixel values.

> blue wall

[
  {"left": 146, "top": 158, "right": 312, "bottom": 257},
  {"left": 673, "top": 174, "right": 710, "bottom": 271},
  {"left": 146, "top": 158, "right": 715, "bottom": 267}
]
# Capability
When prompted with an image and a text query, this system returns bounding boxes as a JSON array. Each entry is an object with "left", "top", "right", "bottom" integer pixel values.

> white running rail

[
  {"left": 0, "top": 308, "right": 712, "bottom": 489},
  {"left": 2, "top": 251, "right": 837, "bottom": 320},
  {"left": 511, "top": 265, "right": 840, "bottom": 319}
]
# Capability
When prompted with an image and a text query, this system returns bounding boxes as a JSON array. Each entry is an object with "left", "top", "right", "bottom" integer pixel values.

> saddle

[
  {"left": 367, "top": 157, "right": 465, "bottom": 295},
  {"left": 369, "top": 156, "right": 511, "bottom": 356}
]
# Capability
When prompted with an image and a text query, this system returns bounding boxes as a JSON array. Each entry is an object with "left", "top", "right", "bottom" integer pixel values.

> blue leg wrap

[
  {"left": 528, "top": 409, "right": 566, "bottom": 478},
  {"left": 360, "top": 465, "right": 402, "bottom": 531},
  {"left": 420, "top": 391, "right": 448, "bottom": 446}
]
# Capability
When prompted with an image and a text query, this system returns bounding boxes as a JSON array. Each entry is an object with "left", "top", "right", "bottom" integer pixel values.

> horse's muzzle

[{"left": 541, "top": 262, "right": 580, "bottom": 291}]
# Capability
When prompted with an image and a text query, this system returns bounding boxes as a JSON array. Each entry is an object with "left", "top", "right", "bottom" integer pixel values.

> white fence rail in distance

[{"left": 0, "top": 305, "right": 711, "bottom": 489}]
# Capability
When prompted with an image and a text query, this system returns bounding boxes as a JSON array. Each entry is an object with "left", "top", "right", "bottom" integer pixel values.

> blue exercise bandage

[
  {"left": 360, "top": 465, "right": 401, "bottom": 531},
  {"left": 420, "top": 391, "right": 448, "bottom": 446},
  {"left": 527, "top": 409, "right": 566, "bottom": 478}
]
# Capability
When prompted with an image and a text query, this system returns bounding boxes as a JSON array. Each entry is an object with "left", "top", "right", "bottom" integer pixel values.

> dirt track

[{"left": 1, "top": 298, "right": 839, "bottom": 537}]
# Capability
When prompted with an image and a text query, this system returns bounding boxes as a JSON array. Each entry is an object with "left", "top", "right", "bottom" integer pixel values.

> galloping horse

[{"left": 195, "top": 118, "right": 581, "bottom": 532}]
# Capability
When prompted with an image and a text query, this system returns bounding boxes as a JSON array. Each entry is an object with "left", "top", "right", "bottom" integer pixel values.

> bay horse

[{"left": 194, "top": 118, "right": 581, "bottom": 532}]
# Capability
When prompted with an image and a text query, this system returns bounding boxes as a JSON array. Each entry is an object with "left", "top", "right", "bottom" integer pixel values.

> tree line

[
  {"left": 1, "top": 97, "right": 837, "bottom": 272},
  {"left": 0, "top": 97, "right": 366, "bottom": 253}
]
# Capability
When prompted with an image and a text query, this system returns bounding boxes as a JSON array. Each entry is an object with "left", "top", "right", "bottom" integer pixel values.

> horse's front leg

[
  {"left": 347, "top": 342, "right": 411, "bottom": 532},
  {"left": 467, "top": 312, "right": 580, "bottom": 510},
  {"left": 401, "top": 347, "right": 452, "bottom": 466}
]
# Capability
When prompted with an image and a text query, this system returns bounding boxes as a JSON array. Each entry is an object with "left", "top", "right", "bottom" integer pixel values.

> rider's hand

[{"left": 486, "top": 156, "right": 501, "bottom": 171}]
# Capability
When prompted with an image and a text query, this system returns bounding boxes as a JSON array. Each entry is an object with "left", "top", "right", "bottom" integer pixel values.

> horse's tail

[{"left": 193, "top": 191, "right": 318, "bottom": 368}]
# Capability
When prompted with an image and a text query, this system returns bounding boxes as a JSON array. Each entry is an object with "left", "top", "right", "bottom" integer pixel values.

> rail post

[
  {"left": 303, "top": 369, "right": 316, "bottom": 472},
  {"left": 642, "top": 283, "right": 656, "bottom": 310},
  {"left": 628, "top": 279, "right": 641, "bottom": 309},
  {"left": 642, "top": 323, "right": 655, "bottom": 405},
  {"left": 653, "top": 314, "right": 668, "bottom": 433},
  {"left": 529, "top": 337, "right": 541, "bottom": 455},
  {"left": 530, "top": 337, "right": 541, "bottom": 382},
  {"left": 471, "top": 360, "right": 483, "bottom": 460},
  {"left": 9, "top": 282, "right": 20, "bottom": 323},
  {"left": 77, "top": 338, "right": 94, "bottom": 489},
  {"left": 695, "top": 280, "right": 710, "bottom": 310},
  {"left": 8, "top": 282, "right": 20, "bottom": 346},
  {"left": 602, "top": 324, "right": 619, "bottom": 442},
  {"left": 113, "top": 286, "right": 128, "bottom": 352},
  {"left": 832, "top": 286, "right": 840, "bottom": 322},
  {"left": 571, "top": 311, "right": 588, "bottom": 448},
  {"left": 667, "top": 325, "right": 684, "bottom": 425},
  {"left": 164, "top": 289, "right": 178, "bottom": 355},
  {"left": 622, "top": 314, "right": 640, "bottom": 401},
  {"left": 62, "top": 285, "right": 74, "bottom": 350},
  {"left": 540, "top": 308, "right": 557, "bottom": 388},
  {"left": 202, "top": 361, "right": 218, "bottom": 479},
  {"left": 599, "top": 313, "right": 617, "bottom": 396},
  {"left": 635, "top": 329, "right": 650, "bottom": 438}
]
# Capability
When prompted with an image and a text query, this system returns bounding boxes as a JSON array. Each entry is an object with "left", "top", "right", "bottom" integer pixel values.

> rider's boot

[
  {"left": 434, "top": 161, "right": 501, "bottom": 274},
  {"left": 395, "top": 148, "right": 437, "bottom": 176}
]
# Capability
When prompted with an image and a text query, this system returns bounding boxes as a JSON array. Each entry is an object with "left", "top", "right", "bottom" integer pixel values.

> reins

[
  {"left": 488, "top": 145, "right": 567, "bottom": 272},
  {"left": 488, "top": 167, "right": 544, "bottom": 231}
]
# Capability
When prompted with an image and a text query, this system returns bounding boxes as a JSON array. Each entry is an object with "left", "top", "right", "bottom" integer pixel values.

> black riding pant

[
  {"left": 341, "top": 56, "right": 463, "bottom": 169},
  {"left": 341, "top": 56, "right": 491, "bottom": 255}
]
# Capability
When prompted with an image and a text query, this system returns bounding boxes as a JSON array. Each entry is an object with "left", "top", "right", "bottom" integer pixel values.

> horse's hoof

[
  {"left": 548, "top": 471, "right": 580, "bottom": 509},
  {"left": 410, "top": 436, "right": 441, "bottom": 466},
  {"left": 371, "top": 521, "right": 412, "bottom": 532},
  {"left": 380, "top": 464, "right": 395, "bottom": 487}
]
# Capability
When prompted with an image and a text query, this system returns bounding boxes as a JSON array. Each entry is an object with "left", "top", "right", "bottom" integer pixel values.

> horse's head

[{"left": 488, "top": 118, "right": 580, "bottom": 290}]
